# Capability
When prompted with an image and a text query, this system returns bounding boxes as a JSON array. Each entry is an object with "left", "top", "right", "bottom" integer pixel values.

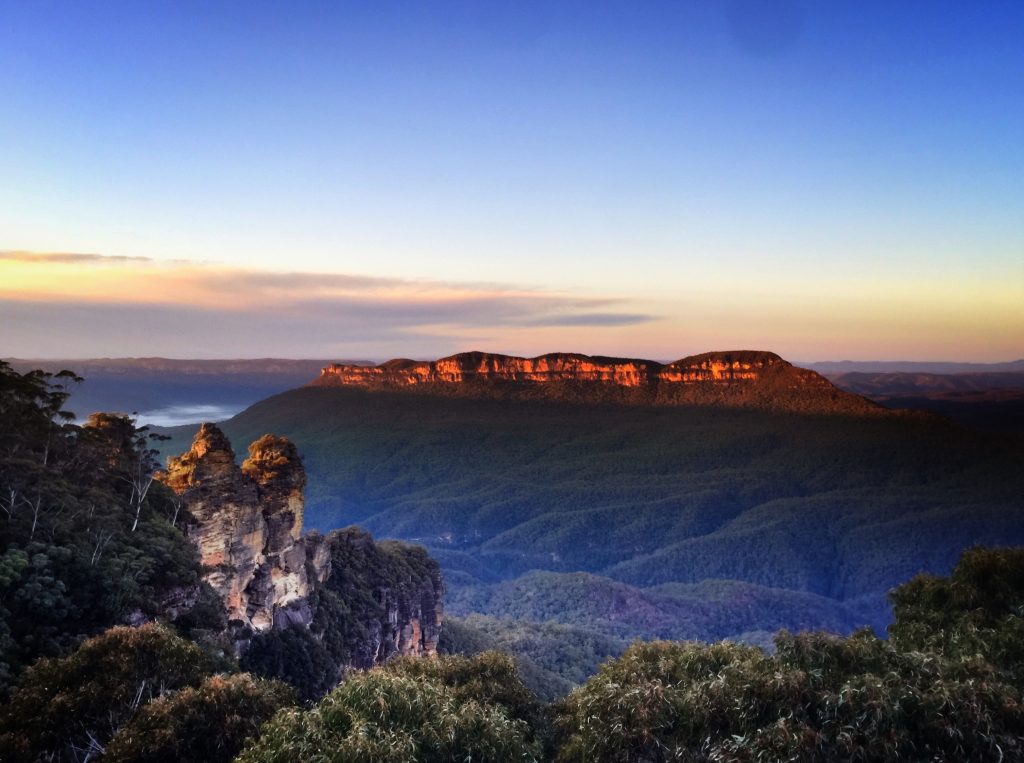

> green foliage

[
  {"left": 104, "top": 673, "right": 295, "bottom": 763},
  {"left": 236, "top": 652, "right": 543, "bottom": 763},
  {"left": 241, "top": 625, "right": 339, "bottom": 703},
  {"left": 449, "top": 569, "right": 863, "bottom": 645},
  {"left": 383, "top": 650, "right": 543, "bottom": 733},
  {"left": 890, "top": 545, "right": 1024, "bottom": 688},
  {"left": 0, "top": 362, "right": 209, "bottom": 694},
  {"left": 555, "top": 632, "right": 1024, "bottom": 762},
  {"left": 440, "top": 614, "right": 628, "bottom": 701},
  {"left": 0, "top": 623, "right": 212, "bottom": 761}
]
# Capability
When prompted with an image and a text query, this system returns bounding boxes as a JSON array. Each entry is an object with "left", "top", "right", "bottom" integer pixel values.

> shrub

[
  {"left": 237, "top": 652, "right": 543, "bottom": 763},
  {"left": 383, "top": 650, "right": 543, "bottom": 731},
  {"left": 0, "top": 623, "right": 211, "bottom": 761},
  {"left": 104, "top": 673, "right": 295, "bottom": 763},
  {"left": 555, "top": 633, "right": 1024, "bottom": 762},
  {"left": 890, "top": 545, "right": 1024, "bottom": 688}
]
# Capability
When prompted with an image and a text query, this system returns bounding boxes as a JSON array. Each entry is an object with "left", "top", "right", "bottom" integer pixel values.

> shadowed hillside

[
  {"left": 826, "top": 370, "right": 1024, "bottom": 434},
  {"left": 157, "top": 368, "right": 1024, "bottom": 682}
]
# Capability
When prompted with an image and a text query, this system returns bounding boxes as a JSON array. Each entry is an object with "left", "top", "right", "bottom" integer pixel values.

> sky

[{"left": 1, "top": 1, "right": 1022, "bottom": 361}]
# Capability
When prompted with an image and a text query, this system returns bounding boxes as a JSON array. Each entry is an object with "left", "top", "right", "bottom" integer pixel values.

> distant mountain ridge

[
  {"left": 4, "top": 357, "right": 369, "bottom": 376},
  {"left": 825, "top": 370, "right": 1024, "bottom": 434},
  {"left": 314, "top": 350, "right": 886, "bottom": 415},
  {"left": 828, "top": 371, "right": 1024, "bottom": 396},
  {"left": 807, "top": 359, "right": 1024, "bottom": 374}
]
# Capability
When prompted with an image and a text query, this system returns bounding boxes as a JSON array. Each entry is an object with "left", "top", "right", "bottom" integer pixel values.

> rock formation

[
  {"left": 314, "top": 350, "right": 885, "bottom": 415},
  {"left": 161, "top": 425, "right": 321, "bottom": 632},
  {"left": 317, "top": 528, "right": 444, "bottom": 669},
  {"left": 159, "top": 425, "right": 442, "bottom": 665}
]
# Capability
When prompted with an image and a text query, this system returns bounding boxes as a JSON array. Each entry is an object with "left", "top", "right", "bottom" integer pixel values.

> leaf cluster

[
  {"left": 0, "top": 623, "right": 292, "bottom": 762},
  {"left": 237, "top": 651, "right": 543, "bottom": 763}
]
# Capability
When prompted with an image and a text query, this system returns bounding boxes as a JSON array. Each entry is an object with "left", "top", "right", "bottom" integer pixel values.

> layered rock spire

[
  {"left": 159, "top": 424, "right": 443, "bottom": 670},
  {"left": 161, "top": 424, "right": 323, "bottom": 631}
]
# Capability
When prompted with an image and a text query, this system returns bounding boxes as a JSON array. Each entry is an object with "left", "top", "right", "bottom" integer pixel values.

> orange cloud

[
  {"left": 0, "top": 251, "right": 657, "bottom": 358},
  {"left": 2, "top": 250, "right": 1020, "bottom": 362}
]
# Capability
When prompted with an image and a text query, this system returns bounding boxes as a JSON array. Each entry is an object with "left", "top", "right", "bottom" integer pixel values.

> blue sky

[{"left": 1, "top": 1, "right": 1022, "bottom": 360}]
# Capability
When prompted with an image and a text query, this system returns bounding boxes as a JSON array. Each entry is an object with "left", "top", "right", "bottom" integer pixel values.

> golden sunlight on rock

[{"left": 315, "top": 350, "right": 889, "bottom": 415}]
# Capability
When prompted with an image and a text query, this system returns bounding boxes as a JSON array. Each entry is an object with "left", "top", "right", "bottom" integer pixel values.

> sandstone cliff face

[
  {"left": 160, "top": 425, "right": 443, "bottom": 666},
  {"left": 314, "top": 350, "right": 883, "bottom": 415},
  {"left": 318, "top": 528, "right": 444, "bottom": 669},
  {"left": 161, "top": 424, "right": 321, "bottom": 632}
]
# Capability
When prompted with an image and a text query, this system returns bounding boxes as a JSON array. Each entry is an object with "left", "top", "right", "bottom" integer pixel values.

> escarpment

[
  {"left": 314, "top": 350, "right": 885, "bottom": 415},
  {"left": 159, "top": 424, "right": 442, "bottom": 668}
]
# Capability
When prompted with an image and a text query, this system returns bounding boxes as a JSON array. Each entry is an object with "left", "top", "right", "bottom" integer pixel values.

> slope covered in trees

[
  {"left": 555, "top": 546, "right": 1024, "bottom": 762},
  {"left": 0, "top": 361, "right": 220, "bottom": 696},
  {"left": 249, "top": 546, "right": 1024, "bottom": 761},
  {"left": 159, "top": 385, "right": 1024, "bottom": 658}
]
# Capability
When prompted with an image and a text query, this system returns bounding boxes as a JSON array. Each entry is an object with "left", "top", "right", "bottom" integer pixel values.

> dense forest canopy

[
  {"left": 185, "top": 387, "right": 1024, "bottom": 606},
  {"left": 5, "top": 546, "right": 1018, "bottom": 762}
]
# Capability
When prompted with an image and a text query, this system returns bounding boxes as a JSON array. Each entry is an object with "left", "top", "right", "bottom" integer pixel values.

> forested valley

[{"left": 2, "top": 362, "right": 1023, "bottom": 761}]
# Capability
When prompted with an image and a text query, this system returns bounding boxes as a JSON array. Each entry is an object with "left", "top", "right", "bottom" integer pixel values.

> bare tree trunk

[
  {"left": 79, "top": 730, "right": 106, "bottom": 762},
  {"left": 24, "top": 494, "right": 42, "bottom": 539},
  {"left": 1, "top": 487, "right": 17, "bottom": 520},
  {"left": 169, "top": 494, "right": 183, "bottom": 528},
  {"left": 130, "top": 472, "right": 155, "bottom": 533},
  {"left": 89, "top": 529, "right": 113, "bottom": 566}
]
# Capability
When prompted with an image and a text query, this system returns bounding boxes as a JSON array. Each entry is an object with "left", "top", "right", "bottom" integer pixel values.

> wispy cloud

[
  {"left": 522, "top": 313, "right": 653, "bottom": 327},
  {"left": 0, "top": 250, "right": 658, "bottom": 357},
  {"left": 0, "top": 250, "right": 153, "bottom": 264}
]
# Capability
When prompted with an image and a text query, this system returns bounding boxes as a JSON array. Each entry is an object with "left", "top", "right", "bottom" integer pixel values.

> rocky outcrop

[
  {"left": 318, "top": 528, "right": 444, "bottom": 668},
  {"left": 159, "top": 425, "right": 443, "bottom": 665},
  {"left": 320, "top": 352, "right": 665, "bottom": 386},
  {"left": 314, "top": 350, "right": 885, "bottom": 415},
  {"left": 161, "top": 424, "right": 321, "bottom": 632}
]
